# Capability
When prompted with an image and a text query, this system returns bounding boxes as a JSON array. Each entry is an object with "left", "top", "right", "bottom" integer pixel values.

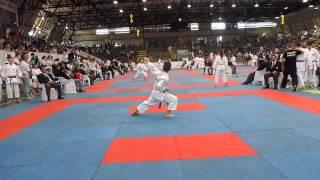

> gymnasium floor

[{"left": 1, "top": 69, "right": 320, "bottom": 180}]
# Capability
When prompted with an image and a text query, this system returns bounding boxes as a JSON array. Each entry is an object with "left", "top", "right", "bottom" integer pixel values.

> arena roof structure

[{"left": 25, "top": 0, "right": 320, "bottom": 30}]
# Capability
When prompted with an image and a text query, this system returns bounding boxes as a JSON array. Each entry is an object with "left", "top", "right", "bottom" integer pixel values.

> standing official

[{"left": 281, "top": 43, "right": 302, "bottom": 91}]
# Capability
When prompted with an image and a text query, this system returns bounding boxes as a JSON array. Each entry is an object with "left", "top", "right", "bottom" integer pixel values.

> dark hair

[{"left": 163, "top": 61, "right": 171, "bottom": 72}]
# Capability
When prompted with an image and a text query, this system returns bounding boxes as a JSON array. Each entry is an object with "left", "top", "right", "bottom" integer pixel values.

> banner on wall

[{"left": 0, "top": 0, "right": 17, "bottom": 13}]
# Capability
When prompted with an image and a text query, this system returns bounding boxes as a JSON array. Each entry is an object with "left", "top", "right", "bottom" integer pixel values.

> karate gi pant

[
  {"left": 215, "top": 69, "right": 227, "bottom": 84},
  {"left": 134, "top": 71, "right": 148, "bottom": 79},
  {"left": 0, "top": 85, "right": 2, "bottom": 101},
  {"left": 137, "top": 93, "right": 178, "bottom": 114},
  {"left": 304, "top": 69, "right": 316, "bottom": 87},
  {"left": 296, "top": 62, "right": 305, "bottom": 88},
  {"left": 6, "top": 83, "right": 20, "bottom": 99}
]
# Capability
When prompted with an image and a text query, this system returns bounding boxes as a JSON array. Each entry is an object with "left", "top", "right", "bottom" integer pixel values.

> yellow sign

[
  {"left": 281, "top": 15, "right": 285, "bottom": 25},
  {"left": 130, "top": 14, "right": 134, "bottom": 24}
]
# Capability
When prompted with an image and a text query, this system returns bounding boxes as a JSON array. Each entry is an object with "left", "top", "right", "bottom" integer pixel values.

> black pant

[
  {"left": 264, "top": 72, "right": 279, "bottom": 88},
  {"left": 44, "top": 82, "right": 62, "bottom": 101},
  {"left": 281, "top": 69, "right": 298, "bottom": 88},
  {"left": 243, "top": 72, "right": 255, "bottom": 84}
]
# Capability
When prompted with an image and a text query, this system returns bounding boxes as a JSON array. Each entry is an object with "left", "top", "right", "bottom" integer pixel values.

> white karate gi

[
  {"left": 137, "top": 63, "right": 178, "bottom": 114},
  {"left": 213, "top": 55, "right": 228, "bottom": 85},
  {"left": 2, "top": 63, "right": 22, "bottom": 99},
  {"left": 134, "top": 63, "right": 148, "bottom": 79},
  {"left": 304, "top": 48, "right": 320, "bottom": 87},
  {"left": 32, "top": 68, "right": 42, "bottom": 88},
  {"left": 296, "top": 48, "right": 306, "bottom": 87}
]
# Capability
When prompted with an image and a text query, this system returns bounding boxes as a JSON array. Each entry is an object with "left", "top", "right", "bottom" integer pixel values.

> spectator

[
  {"left": 19, "top": 53, "right": 33, "bottom": 99},
  {"left": 37, "top": 66, "right": 64, "bottom": 101},
  {"left": 263, "top": 54, "right": 282, "bottom": 89}
]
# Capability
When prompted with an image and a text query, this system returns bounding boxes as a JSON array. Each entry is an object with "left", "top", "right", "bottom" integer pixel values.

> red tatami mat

[
  {"left": 128, "top": 102, "right": 207, "bottom": 114},
  {"left": 257, "top": 89, "right": 320, "bottom": 115},
  {"left": 102, "top": 133, "right": 257, "bottom": 164},
  {"left": 0, "top": 100, "right": 72, "bottom": 140}
]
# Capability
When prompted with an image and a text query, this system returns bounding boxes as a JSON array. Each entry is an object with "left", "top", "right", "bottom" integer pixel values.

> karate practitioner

[
  {"left": 131, "top": 58, "right": 178, "bottom": 118},
  {"left": 213, "top": 52, "right": 228, "bottom": 86},
  {"left": 133, "top": 59, "right": 148, "bottom": 81},
  {"left": 296, "top": 42, "right": 307, "bottom": 89},
  {"left": 304, "top": 41, "right": 320, "bottom": 88},
  {"left": 2, "top": 55, "right": 22, "bottom": 102}
]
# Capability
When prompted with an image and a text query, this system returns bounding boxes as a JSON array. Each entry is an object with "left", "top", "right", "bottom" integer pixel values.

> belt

[
  {"left": 8, "top": 76, "right": 17, "bottom": 78},
  {"left": 296, "top": 60, "right": 304, "bottom": 62}
]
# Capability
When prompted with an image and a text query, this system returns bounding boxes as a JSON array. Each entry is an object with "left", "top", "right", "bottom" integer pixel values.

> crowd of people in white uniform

[{"left": 180, "top": 51, "right": 237, "bottom": 86}]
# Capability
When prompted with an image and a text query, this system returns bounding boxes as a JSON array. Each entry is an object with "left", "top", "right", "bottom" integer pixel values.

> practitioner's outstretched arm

[{"left": 144, "top": 58, "right": 161, "bottom": 75}]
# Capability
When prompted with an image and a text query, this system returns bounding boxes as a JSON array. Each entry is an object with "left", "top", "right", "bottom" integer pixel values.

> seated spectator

[
  {"left": 37, "top": 65, "right": 64, "bottom": 101},
  {"left": 80, "top": 64, "right": 94, "bottom": 85},
  {"left": 263, "top": 54, "right": 282, "bottom": 89}
]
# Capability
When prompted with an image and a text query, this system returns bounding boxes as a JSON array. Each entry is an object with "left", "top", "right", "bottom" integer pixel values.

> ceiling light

[
  {"left": 178, "top": 18, "right": 182, "bottom": 22},
  {"left": 210, "top": 4, "right": 214, "bottom": 8},
  {"left": 315, "top": 7, "right": 319, "bottom": 10},
  {"left": 302, "top": 0, "right": 308, "bottom": 3},
  {"left": 168, "top": 5, "right": 172, "bottom": 9},
  {"left": 284, "top": 6, "right": 288, "bottom": 10},
  {"left": 187, "top": 4, "right": 191, "bottom": 8},
  {"left": 142, "top": 0, "right": 147, "bottom": 2},
  {"left": 119, "top": 9, "right": 123, "bottom": 13},
  {"left": 113, "top": 0, "right": 118, "bottom": 5},
  {"left": 275, "top": 16, "right": 279, "bottom": 19},
  {"left": 254, "top": 3, "right": 259, "bottom": 8},
  {"left": 232, "top": 4, "right": 236, "bottom": 8},
  {"left": 143, "top": 7, "right": 147, "bottom": 11},
  {"left": 309, "top": 4, "right": 314, "bottom": 8},
  {"left": 219, "top": 17, "right": 222, "bottom": 20},
  {"left": 211, "top": 22, "right": 226, "bottom": 30}
]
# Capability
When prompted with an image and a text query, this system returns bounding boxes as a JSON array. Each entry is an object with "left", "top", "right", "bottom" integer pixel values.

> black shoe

[
  {"left": 58, "top": 97, "right": 65, "bottom": 100},
  {"left": 242, "top": 82, "right": 248, "bottom": 85},
  {"left": 79, "top": 90, "right": 85, "bottom": 93},
  {"left": 293, "top": 87, "right": 297, "bottom": 92},
  {"left": 263, "top": 86, "right": 269, "bottom": 89},
  {"left": 274, "top": 87, "right": 278, "bottom": 90}
]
